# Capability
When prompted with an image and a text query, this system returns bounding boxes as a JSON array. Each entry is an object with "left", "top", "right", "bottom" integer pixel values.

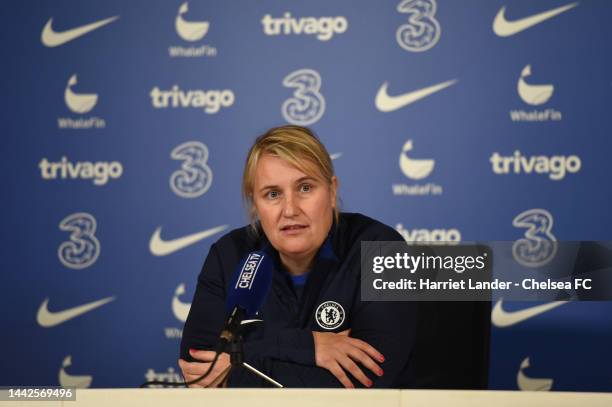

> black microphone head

[{"left": 226, "top": 251, "right": 274, "bottom": 317}]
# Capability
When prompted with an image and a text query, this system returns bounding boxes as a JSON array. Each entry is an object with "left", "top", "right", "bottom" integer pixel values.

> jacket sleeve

[
  {"left": 180, "top": 243, "right": 227, "bottom": 361},
  {"left": 349, "top": 298, "right": 418, "bottom": 387},
  {"left": 237, "top": 299, "right": 418, "bottom": 388},
  {"left": 345, "top": 225, "right": 418, "bottom": 388}
]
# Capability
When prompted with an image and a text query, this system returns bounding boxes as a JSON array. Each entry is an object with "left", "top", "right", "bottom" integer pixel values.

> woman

[{"left": 179, "top": 125, "right": 417, "bottom": 388}]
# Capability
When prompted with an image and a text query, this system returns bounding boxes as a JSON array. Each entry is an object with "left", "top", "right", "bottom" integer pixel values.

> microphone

[{"left": 217, "top": 251, "right": 273, "bottom": 350}]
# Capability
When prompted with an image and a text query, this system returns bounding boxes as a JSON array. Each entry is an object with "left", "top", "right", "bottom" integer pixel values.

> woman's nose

[{"left": 282, "top": 193, "right": 298, "bottom": 217}]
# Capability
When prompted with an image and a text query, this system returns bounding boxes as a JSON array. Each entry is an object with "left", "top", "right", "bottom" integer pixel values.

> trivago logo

[
  {"left": 150, "top": 85, "right": 234, "bottom": 114},
  {"left": 490, "top": 150, "right": 581, "bottom": 180},
  {"left": 144, "top": 368, "right": 182, "bottom": 388},
  {"left": 39, "top": 157, "right": 123, "bottom": 185},
  {"left": 395, "top": 223, "right": 461, "bottom": 245},
  {"left": 261, "top": 12, "right": 348, "bottom": 41}
]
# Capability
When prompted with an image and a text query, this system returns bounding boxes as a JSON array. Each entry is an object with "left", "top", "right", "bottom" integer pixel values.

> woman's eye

[
  {"left": 299, "top": 183, "right": 311, "bottom": 193},
  {"left": 267, "top": 190, "right": 279, "bottom": 199}
]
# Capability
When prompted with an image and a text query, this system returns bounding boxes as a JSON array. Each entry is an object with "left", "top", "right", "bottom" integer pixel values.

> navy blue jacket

[{"left": 180, "top": 212, "right": 418, "bottom": 387}]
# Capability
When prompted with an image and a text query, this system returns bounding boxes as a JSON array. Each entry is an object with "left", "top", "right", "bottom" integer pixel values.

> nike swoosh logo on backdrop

[
  {"left": 41, "top": 16, "right": 119, "bottom": 47},
  {"left": 149, "top": 225, "right": 228, "bottom": 256},
  {"left": 491, "top": 299, "right": 567, "bottom": 327},
  {"left": 493, "top": 3, "right": 578, "bottom": 37},
  {"left": 37, "top": 297, "right": 115, "bottom": 327},
  {"left": 375, "top": 80, "right": 457, "bottom": 112}
]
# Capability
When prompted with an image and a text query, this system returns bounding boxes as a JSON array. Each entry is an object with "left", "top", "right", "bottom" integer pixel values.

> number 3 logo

[
  {"left": 58, "top": 212, "right": 100, "bottom": 269},
  {"left": 282, "top": 68, "right": 326, "bottom": 126},
  {"left": 396, "top": 0, "right": 441, "bottom": 52},
  {"left": 512, "top": 208, "right": 558, "bottom": 268},
  {"left": 169, "top": 141, "right": 213, "bottom": 198}
]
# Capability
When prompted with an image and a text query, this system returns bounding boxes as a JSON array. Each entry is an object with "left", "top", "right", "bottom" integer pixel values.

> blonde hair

[{"left": 242, "top": 125, "right": 339, "bottom": 231}]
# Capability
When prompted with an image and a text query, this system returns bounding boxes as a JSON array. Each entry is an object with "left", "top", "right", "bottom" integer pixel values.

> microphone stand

[{"left": 220, "top": 333, "right": 284, "bottom": 388}]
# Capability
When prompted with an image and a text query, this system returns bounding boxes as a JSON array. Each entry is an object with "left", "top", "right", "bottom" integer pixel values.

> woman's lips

[{"left": 280, "top": 225, "right": 308, "bottom": 235}]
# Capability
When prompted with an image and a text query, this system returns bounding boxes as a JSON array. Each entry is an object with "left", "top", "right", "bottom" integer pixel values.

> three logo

[
  {"left": 169, "top": 141, "right": 213, "bottom": 198},
  {"left": 396, "top": 0, "right": 441, "bottom": 52},
  {"left": 282, "top": 69, "right": 325, "bottom": 126},
  {"left": 58, "top": 213, "right": 101, "bottom": 269},
  {"left": 490, "top": 209, "right": 565, "bottom": 333},
  {"left": 512, "top": 208, "right": 557, "bottom": 268}
]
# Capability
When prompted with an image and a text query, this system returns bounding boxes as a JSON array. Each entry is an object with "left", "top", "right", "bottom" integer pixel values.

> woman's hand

[
  {"left": 178, "top": 349, "right": 230, "bottom": 388},
  {"left": 312, "top": 329, "right": 385, "bottom": 388}
]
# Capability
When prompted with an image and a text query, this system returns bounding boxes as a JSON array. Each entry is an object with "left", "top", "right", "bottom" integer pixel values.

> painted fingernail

[
  {"left": 366, "top": 380, "right": 373, "bottom": 387},
  {"left": 378, "top": 369, "right": 384, "bottom": 376},
  {"left": 189, "top": 348, "right": 196, "bottom": 353},
  {"left": 379, "top": 355, "right": 385, "bottom": 362}
]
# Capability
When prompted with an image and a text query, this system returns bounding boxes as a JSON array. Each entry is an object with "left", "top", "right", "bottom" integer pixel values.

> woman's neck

[{"left": 279, "top": 252, "right": 315, "bottom": 276}]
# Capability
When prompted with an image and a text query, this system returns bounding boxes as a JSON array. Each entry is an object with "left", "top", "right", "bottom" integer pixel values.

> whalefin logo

[
  {"left": 491, "top": 298, "right": 567, "bottom": 327},
  {"left": 399, "top": 140, "right": 434, "bottom": 180},
  {"left": 393, "top": 139, "right": 442, "bottom": 196},
  {"left": 149, "top": 225, "right": 227, "bottom": 256},
  {"left": 376, "top": 80, "right": 457, "bottom": 112},
  {"left": 59, "top": 355, "right": 92, "bottom": 388},
  {"left": 42, "top": 15, "right": 119, "bottom": 47},
  {"left": 64, "top": 74, "right": 98, "bottom": 113},
  {"left": 37, "top": 296, "right": 115, "bottom": 328},
  {"left": 172, "top": 284, "right": 191, "bottom": 322},
  {"left": 517, "top": 357, "right": 553, "bottom": 391},
  {"left": 493, "top": 3, "right": 578, "bottom": 37},
  {"left": 175, "top": 2, "right": 209, "bottom": 41},
  {"left": 518, "top": 65, "right": 553, "bottom": 105}
]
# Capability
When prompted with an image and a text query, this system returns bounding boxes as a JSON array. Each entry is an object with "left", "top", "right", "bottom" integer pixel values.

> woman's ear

[{"left": 330, "top": 176, "right": 338, "bottom": 208}]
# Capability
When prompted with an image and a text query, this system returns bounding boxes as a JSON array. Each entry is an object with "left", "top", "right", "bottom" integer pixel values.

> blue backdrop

[{"left": 2, "top": 0, "right": 611, "bottom": 391}]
